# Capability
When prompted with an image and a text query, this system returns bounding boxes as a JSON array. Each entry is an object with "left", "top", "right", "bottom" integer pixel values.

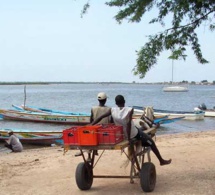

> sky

[{"left": 0, "top": 0, "right": 214, "bottom": 83}]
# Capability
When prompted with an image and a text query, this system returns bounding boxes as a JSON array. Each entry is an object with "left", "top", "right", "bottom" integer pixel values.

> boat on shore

[
  {"left": 0, "top": 109, "right": 91, "bottom": 125},
  {"left": 133, "top": 106, "right": 205, "bottom": 120},
  {"left": 0, "top": 129, "right": 63, "bottom": 145},
  {"left": 132, "top": 114, "right": 184, "bottom": 125},
  {"left": 12, "top": 104, "right": 90, "bottom": 116},
  {"left": 11, "top": 104, "right": 184, "bottom": 125}
]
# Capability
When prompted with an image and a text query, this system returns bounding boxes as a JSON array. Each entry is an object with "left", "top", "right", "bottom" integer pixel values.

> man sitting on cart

[
  {"left": 91, "top": 95, "right": 171, "bottom": 166},
  {"left": 76, "top": 92, "right": 112, "bottom": 157}
]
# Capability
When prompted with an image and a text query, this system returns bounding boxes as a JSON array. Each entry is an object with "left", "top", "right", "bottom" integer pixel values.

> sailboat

[{"left": 163, "top": 60, "right": 188, "bottom": 92}]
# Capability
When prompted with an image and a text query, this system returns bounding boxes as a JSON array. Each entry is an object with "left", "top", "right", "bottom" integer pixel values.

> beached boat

[
  {"left": 132, "top": 114, "right": 184, "bottom": 125},
  {"left": 0, "top": 109, "right": 91, "bottom": 125},
  {"left": 12, "top": 105, "right": 177, "bottom": 125},
  {"left": 12, "top": 105, "right": 185, "bottom": 125},
  {"left": 0, "top": 129, "right": 63, "bottom": 145},
  {"left": 132, "top": 106, "right": 205, "bottom": 120},
  {"left": 12, "top": 104, "right": 90, "bottom": 116}
]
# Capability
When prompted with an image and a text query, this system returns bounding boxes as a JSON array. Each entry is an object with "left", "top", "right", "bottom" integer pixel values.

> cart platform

[{"left": 63, "top": 127, "right": 157, "bottom": 192}]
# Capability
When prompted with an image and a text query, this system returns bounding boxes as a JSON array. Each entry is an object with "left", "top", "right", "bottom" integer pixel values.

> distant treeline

[
  {"left": 0, "top": 81, "right": 129, "bottom": 85},
  {"left": 0, "top": 81, "right": 214, "bottom": 85}
]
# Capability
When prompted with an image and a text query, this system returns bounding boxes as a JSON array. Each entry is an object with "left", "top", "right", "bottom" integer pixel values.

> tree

[
  {"left": 201, "top": 79, "right": 208, "bottom": 83},
  {"left": 81, "top": 0, "right": 215, "bottom": 78}
]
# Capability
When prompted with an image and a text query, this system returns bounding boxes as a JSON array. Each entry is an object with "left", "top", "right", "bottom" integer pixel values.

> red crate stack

[
  {"left": 98, "top": 124, "right": 124, "bottom": 145},
  {"left": 77, "top": 125, "right": 101, "bottom": 146},
  {"left": 63, "top": 126, "right": 79, "bottom": 145}
]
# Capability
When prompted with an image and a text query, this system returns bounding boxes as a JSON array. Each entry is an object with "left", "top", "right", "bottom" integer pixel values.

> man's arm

[
  {"left": 91, "top": 109, "right": 111, "bottom": 125},
  {"left": 90, "top": 109, "right": 94, "bottom": 123},
  {"left": 6, "top": 136, "right": 12, "bottom": 145},
  {"left": 126, "top": 108, "right": 134, "bottom": 141}
]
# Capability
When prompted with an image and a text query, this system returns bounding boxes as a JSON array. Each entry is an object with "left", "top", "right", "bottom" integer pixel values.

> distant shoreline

[
  {"left": 0, "top": 81, "right": 214, "bottom": 85},
  {"left": 0, "top": 82, "right": 129, "bottom": 85}
]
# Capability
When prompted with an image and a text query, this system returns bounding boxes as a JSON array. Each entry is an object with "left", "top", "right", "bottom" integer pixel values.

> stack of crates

[
  {"left": 63, "top": 126, "right": 79, "bottom": 146},
  {"left": 77, "top": 125, "right": 101, "bottom": 146},
  {"left": 63, "top": 124, "right": 124, "bottom": 146},
  {"left": 98, "top": 124, "right": 124, "bottom": 145}
]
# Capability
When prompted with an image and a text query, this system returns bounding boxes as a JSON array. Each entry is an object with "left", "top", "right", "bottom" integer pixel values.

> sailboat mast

[{"left": 171, "top": 60, "right": 174, "bottom": 84}]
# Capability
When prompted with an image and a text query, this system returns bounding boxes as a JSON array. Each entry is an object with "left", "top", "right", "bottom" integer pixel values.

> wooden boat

[
  {"left": 0, "top": 129, "right": 63, "bottom": 145},
  {"left": 12, "top": 104, "right": 90, "bottom": 116},
  {"left": 13, "top": 105, "right": 174, "bottom": 125},
  {"left": 12, "top": 105, "right": 184, "bottom": 125},
  {"left": 133, "top": 113, "right": 184, "bottom": 124},
  {"left": 132, "top": 106, "right": 205, "bottom": 120},
  {"left": 0, "top": 109, "right": 91, "bottom": 125}
]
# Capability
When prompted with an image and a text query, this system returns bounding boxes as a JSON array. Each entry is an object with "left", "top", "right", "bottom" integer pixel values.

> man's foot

[
  {"left": 75, "top": 152, "right": 82, "bottom": 157},
  {"left": 160, "top": 159, "right": 172, "bottom": 166}
]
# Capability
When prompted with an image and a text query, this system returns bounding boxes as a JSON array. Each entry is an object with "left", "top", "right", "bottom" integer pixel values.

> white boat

[
  {"left": 196, "top": 103, "right": 215, "bottom": 117},
  {"left": 203, "top": 110, "right": 215, "bottom": 117},
  {"left": 133, "top": 106, "right": 205, "bottom": 120},
  {"left": 163, "top": 86, "right": 188, "bottom": 92},
  {"left": 163, "top": 60, "right": 189, "bottom": 92}
]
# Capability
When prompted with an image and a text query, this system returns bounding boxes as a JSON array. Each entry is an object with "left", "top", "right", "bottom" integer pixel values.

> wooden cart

[{"left": 63, "top": 128, "right": 157, "bottom": 192}]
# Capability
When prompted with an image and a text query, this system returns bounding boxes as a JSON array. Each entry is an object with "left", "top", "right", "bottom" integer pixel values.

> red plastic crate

[
  {"left": 77, "top": 125, "right": 101, "bottom": 146},
  {"left": 63, "top": 126, "right": 79, "bottom": 145},
  {"left": 98, "top": 125, "right": 124, "bottom": 145}
]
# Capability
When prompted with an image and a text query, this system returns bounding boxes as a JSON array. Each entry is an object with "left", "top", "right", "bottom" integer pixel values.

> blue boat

[
  {"left": 133, "top": 106, "right": 204, "bottom": 120},
  {"left": 12, "top": 104, "right": 90, "bottom": 116}
]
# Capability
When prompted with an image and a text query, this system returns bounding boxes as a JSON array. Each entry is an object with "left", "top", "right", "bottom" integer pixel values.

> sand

[{"left": 0, "top": 130, "right": 215, "bottom": 195}]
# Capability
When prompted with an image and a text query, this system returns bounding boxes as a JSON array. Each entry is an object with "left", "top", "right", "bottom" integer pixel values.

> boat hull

[
  {"left": 203, "top": 110, "right": 215, "bottom": 117},
  {"left": 133, "top": 106, "right": 204, "bottom": 120},
  {"left": 0, "top": 109, "right": 91, "bottom": 125},
  {"left": 163, "top": 86, "right": 188, "bottom": 92},
  {"left": 12, "top": 104, "right": 90, "bottom": 116},
  {"left": 0, "top": 129, "right": 63, "bottom": 145}
]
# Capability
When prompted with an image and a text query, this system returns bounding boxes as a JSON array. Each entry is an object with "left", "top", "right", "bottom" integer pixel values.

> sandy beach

[{"left": 0, "top": 130, "right": 215, "bottom": 195}]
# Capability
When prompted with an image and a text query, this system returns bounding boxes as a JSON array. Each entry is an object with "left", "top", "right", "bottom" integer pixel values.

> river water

[{"left": 0, "top": 83, "right": 215, "bottom": 136}]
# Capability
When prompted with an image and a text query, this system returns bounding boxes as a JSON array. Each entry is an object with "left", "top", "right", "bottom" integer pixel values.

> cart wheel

[
  {"left": 140, "top": 162, "right": 156, "bottom": 192},
  {"left": 75, "top": 162, "right": 93, "bottom": 190}
]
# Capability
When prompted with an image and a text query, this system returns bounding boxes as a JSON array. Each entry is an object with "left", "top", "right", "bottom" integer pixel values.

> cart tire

[
  {"left": 140, "top": 162, "right": 156, "bottom": 192},
  {"left": 75, "top": 162, "right": 93, "bottom": 190}
]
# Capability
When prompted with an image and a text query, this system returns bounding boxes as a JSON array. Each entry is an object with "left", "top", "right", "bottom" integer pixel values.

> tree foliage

[{"left": 82, "top": 0, "right": 215, "bottom": 78}]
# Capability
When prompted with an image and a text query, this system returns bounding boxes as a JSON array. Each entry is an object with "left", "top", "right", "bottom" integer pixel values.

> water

[{"left": 0, "top": 83, "right": 215, "bottom": 136}]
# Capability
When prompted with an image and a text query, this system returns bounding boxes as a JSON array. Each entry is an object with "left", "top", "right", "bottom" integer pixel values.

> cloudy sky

[{"left": 0, "top": 0, "right": 214, "bottom": 83}]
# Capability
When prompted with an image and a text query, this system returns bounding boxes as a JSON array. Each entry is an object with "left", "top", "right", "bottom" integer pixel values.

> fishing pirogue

[{"left": 63, "top": 124, "right": 157, "bottom": 192}]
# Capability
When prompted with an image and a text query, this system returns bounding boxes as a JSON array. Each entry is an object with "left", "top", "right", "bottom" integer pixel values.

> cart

[{"left": 63, "top": 127, "right": 157, "bottom": 192}]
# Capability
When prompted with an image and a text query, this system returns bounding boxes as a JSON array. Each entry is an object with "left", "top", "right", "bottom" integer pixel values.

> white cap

[{"left": 97, "top": 92, "right": 107, "bottom": 100}]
